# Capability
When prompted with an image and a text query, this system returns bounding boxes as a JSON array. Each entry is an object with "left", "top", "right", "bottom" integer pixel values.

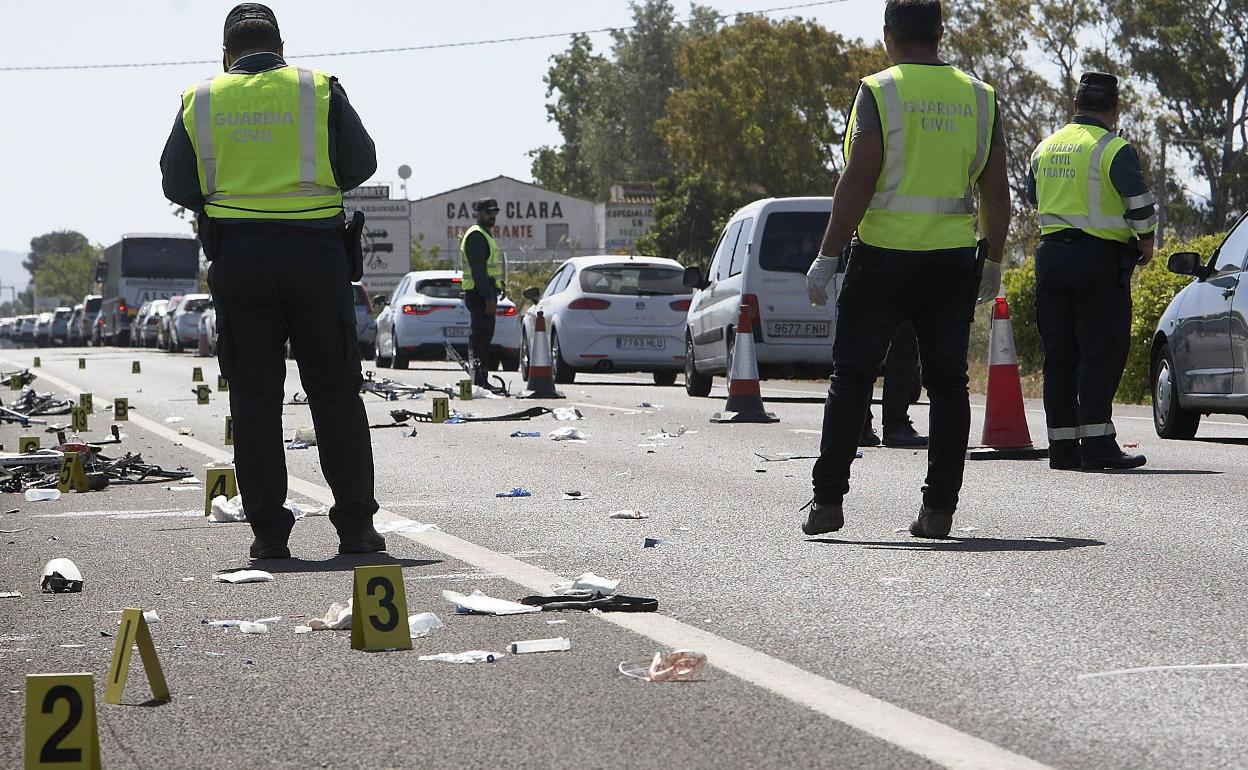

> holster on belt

[
  {"left": 345, "top": 210, "right": 365, "bottom": 282},
  {"left": 197, "top": 214, "right": 221, "bottom": 262},
  {"left": 1120, "top": 237, "right": 1140, "bottom": 287},
  {"left": 974, "top": 238, "right": 989, "bottom": 282}
]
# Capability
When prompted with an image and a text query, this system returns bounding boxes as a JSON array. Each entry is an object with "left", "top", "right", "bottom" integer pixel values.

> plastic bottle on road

[{"left": 24, "top": 488, "right": 61, "bottom": 502}]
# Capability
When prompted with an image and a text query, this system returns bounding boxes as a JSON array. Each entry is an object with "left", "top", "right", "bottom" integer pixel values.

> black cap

[
  {"left": 472, "top": 197, "right": 500, "bottom": 213},
  {"left": 224, "top": 3, "right": 280, "bottom": 41},
  {"left": 1076, "top": 72, "right": 1118, "bottom": 111}
]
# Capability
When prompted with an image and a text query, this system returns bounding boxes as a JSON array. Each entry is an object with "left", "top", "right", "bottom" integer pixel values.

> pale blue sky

[{"left": 0, "top": 0, "right": 883, "bottom": 254}]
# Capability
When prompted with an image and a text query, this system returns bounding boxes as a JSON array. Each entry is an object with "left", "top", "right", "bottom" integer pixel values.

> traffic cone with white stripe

[
  {"left": 519, "top": 311, "right": 566, "bottom": 400},
  {"left": 967, "top": 296, "right": 1046, "bottom": 460},
  {"left": 710, "top": 303, "right": 779, "bottom": 423}
]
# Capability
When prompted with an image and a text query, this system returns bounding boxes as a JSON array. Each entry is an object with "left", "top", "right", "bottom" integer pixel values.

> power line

[{"left": 0, "top": 0, "right": 851, "bottom": 72}]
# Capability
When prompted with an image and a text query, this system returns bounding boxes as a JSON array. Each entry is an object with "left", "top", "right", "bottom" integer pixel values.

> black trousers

[
  {"left": 864, "top": 322, "right": 920, "bottom": 433},
  {"left": 208, "top": 226, "right": 378, "bottom": 543},
  {"left": 464, "top": 291, "right": 496, "bottom": 386},
  {"left": 813, "top": 244, "right": 978, "bottom": 510},
  {"left": 1035, "top": 233, "right": 1133, "bottom": 457}
]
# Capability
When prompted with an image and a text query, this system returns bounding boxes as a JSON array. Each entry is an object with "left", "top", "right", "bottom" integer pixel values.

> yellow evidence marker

[
  {"left": 204, "top": 466, "right": 237, "bottom": 515},
  {"left": 132, "top": 361, "right": 141, "bottom": 374},
  {"left": 79, "top": 393, "right": 93, "bottom": 413},
  {"left": 104, "top": 607, "right": 170, "bottom": 706},
  {"left": 195, "top": 385, "right": 211, "bottom": 405},
  {"left": 77, "top": 358, "right": 85, "bottom": 370},
  {"left": 57, "top": 452, "right": 89, "bottom": 494},
  {"left": 458, "top": 379, "right": 473, "bottom": 400},
  {"left": 113, "top": 399, "right": 129, "bottom": 422},
  {"left": 24, "top": 672, "right": 101, "bottom": 770},
  {"left": 431, "top": 396, "right": 450, "bottom": 424},
  {"left": 19, "top": 435, "right": 40, "bottom": 454},
  {"left": 9, "top": 373, "right": 21, "bottom": 390},
  {"left": 351, "top": 565, "right": 412, "bottom": 652},
  {"left": 217, "top": 375, "right": 228, "bottom": 392},
  {"left": 224, "top": 416, "right": 234, "bottom": 446},
  {"left": 33, "top": 356, "right": 40, "bottom": 368},
  {"left": 191, "top": 367, "right": 203, "bottom": 382},
  {"left": 70, "top": 406, "right": 88, "bottom": 434}
]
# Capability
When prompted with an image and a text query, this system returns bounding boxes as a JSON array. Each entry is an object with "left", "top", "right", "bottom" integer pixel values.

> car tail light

[
  {"left": 119, "top": 302, "right": 127, "bottom": 313},
  {"left": 402, "top": 304, "right": 447, "bottom": 316},
  {"left": 568, "top": 298, "right": 611, "bottom": 310},
  {"left": 496, "top": 305, "right": 517, "bottom": 317},
  {"left": 669, "top": 299, "right": 691, "bottom": 312},
  {"left": 451, "top": 277, "right": 463, "bottom": 283},
  {"left": 741, "top": 294, "right": 763, "bottom": 341}
]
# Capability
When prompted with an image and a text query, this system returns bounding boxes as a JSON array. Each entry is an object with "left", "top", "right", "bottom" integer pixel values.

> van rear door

[{"left": 751, "top": 210, "right": 839, "bottom": 347}]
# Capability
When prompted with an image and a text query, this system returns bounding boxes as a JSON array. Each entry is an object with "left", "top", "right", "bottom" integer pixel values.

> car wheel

[
  {"left": 653, "top": 370, "right": 678, "bottom": 387},
  {"left": 393, "top": 351, "right": 410, "bottom": 370},
  {"left": 1152, "top": 342, "right": 1200, "bottom": 439},
  {"left": 519, "top": 334, "right": 531, "bottom": 380},
  {"left": 374, "top": 345, "right": 392, "bottom": 368},
  {"left": 684, "top": 333, "right": 713, "bottom": 397},
  {"left": 551, "top": 329, "right": 575, "bottom": 384}
]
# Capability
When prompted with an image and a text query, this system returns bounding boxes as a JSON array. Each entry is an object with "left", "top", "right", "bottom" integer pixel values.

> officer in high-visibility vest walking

[
  {"left": 803, "top": 0, "right": 1011, "bottom": 538},
  {"left": 160, "top": 4, "right": 385, "bottom": 559},
  {"left": 1028, "top": 73, "right": 1156, "bottom": 470},
  {"left": 460, "top": 198, "right": 504, "bottom": 388}
]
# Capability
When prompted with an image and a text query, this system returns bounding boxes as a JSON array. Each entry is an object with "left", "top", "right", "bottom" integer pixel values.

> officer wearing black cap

[
  {"left": 1028, "top": 72, "right": 1156, "bottom": 471},
  {"left": 459, "top": 198, "right": 504, "bottom": 387},
  {"left": 160, "top": 4, "right": 385, "bottom": 559}
]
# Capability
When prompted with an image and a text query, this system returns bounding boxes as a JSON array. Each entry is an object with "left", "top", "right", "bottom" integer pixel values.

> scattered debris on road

[{"left": 619, "top": 650, "right": 707, "bottom": 682}]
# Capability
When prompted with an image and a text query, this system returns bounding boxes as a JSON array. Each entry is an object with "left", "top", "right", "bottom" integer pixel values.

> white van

[{"left": 682, "top": 197, "right": 840, "bottom": 396}]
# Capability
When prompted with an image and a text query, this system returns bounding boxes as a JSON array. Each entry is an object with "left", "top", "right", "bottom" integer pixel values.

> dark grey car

[{"left": 1152, "top": 213, "right": 1248, "bottom": 438}]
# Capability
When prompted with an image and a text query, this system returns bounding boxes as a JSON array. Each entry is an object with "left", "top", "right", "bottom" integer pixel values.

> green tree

[
  {"left": 636, "top": 171, "right": 746, "bottom": 265},
  {"left": 529, "top": 34, "right": 606, "bottom": 200},
  {"left": 26, "top": 231, "right": 91, "bottom": 280},
  {"left": 1110, "top": 0, "right": 1248, "bottom": 229},
  {"left": 31, "top": 238, "right": 99, "bottom": 304}
]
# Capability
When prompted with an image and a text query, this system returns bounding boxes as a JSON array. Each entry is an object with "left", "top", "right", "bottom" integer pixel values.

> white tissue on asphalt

[
  {"left": 441, "top": 589, "right": 541, "bottom": 615},
  {"left": 212, "top": 570, "right": 275, "bottom": 584},
  {"left": 418, "top": 650, "right": 504, "bottom": 664}
]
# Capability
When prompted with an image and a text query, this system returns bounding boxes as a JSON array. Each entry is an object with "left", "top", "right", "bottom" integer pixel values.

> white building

[{"left": 411, "top": 176, "right": 600, "bottom": 266}]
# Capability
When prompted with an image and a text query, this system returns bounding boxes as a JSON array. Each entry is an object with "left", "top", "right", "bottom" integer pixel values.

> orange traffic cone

[
  {"left": 710, "top": 304, "right": 778, "bottom": 424},
  {"left": 519, "top": 311, "right": 566, "bottom": 400},
  {"left": 967, "top": 296, "right": 1046, "bottom": 460}
]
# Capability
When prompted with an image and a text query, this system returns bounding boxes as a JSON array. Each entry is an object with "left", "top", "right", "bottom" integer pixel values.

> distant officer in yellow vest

[
  {"left": 160, "top": 4, "right": 385, "bottom": 559},
  {"left": 459, "top": 198, "right": 504, "bottom": 388},
  {"left": 1028, "top": 72, "right": 1156, "bottom": 471},
  {"left": 803, "top": 0, "right": 1011, "bottom": 539}
]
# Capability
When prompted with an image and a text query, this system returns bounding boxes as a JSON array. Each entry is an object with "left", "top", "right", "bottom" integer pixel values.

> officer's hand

[
  {"left": 806, "top": 255, "right": 839, "bottom": 307},
  {"left": 1136, "top": 239, "right": 1155, "bottom": 267},
  {"left": 977, "top": 260, "right": 1003, "bottom": 305}
]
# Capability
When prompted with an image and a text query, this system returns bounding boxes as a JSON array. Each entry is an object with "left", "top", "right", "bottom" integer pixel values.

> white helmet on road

[{"left": 41, "top": 558, "right": 83, "bottom": 593}]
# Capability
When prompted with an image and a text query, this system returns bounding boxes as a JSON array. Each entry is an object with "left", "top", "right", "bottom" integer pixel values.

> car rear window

[
  {"left": 353, "top": 285, "right": 370, "bottom": 306},
  {"left": 758, "top": 212, "right": 829, "bottom": 273},
  {"left": 182, "top": 299, "right": 210, "bottom": 313},
  {"left": 84, "top": 297, "right": 102, "bottom": 312},
  {"left": 415, "top": 279, "right": 463, "bottom": 299},
  {"left": 578, "top": 266, "right": 689, "bottom": 296}
]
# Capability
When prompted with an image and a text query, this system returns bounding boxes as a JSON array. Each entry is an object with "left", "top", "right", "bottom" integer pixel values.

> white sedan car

[
  {"left": 520, "top": 256, "right": 691, "bottom": 385},
  {"left": 374, "top": 270, "right": 521, "bottom": 370}
]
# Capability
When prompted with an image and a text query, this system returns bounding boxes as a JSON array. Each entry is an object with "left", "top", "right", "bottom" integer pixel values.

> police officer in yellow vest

[
  {"left": 460, "top": 198, "right": 504, "bottom": 388},
  {"left": 803, "top": 0, "right": 1011, "bottom": 539},
  {"left": 160, "top": 4, "right": 385, "bottom": 559},
  {"left": 1028, "top": 73, "right": 1156, "bottom": 471}
]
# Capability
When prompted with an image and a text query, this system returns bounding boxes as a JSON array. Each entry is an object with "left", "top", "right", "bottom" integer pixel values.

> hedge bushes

[{"left": 1001, "top": 232, "right": 1228, "bottom": 404}]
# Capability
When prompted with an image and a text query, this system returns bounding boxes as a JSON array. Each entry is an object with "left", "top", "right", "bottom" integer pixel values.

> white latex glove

[
  {"left": 977, "top": 260, "right": 1002, "bottom": 305},
  {"left": 806, "top": 255, "right": 839, "bottom": 306}
]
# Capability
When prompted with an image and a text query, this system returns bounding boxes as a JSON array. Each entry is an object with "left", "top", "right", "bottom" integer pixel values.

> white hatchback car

[
  {"left": 682, "top": 197, "right": 839, "bottom": 396},
  {"left": 373, "top": 270, "right": 521, "bottom": 370},
  {"left": 520, "top": 256, "right": 691, "bottom": 385}
]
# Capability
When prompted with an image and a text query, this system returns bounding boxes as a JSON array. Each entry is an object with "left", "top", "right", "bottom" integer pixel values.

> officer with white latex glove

[
  {"left": 806, "top": 253, "right": 839, "bottom": 306},
  {"left": 976, "top": 258, "right": 1002, "bottom": 304}
]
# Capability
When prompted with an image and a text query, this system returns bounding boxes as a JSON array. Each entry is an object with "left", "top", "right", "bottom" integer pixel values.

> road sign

[
  {"left": 79, "top": 393, "right": 92, "bottom": 413},
  {"left": 19, "top": 435, "right": 40, "bottom": 453},
  {"left": 459, "top": 380, "right": 473, "bottom": 400},
  {"left": 24, "top": 673, "right": 100, "bottom": 769},
  {"left": 192, "top": 367, "right": 203, "bottom": 382},
  {"left": 351, "top": 565, "right": 412, "bottom": 652},
  {"left": 9, "top": 373, "right": 20, "bottom": 390},
  {"left": 70, "top": 407, "right": 88, "bottom": 434},
  {"left": 32, "top": 356, "right": 40, "bottom": 368},
  {"left": 344, "top": 187, "right": 410, "bottom": 297},
  {"left": 77, "top": 358, "right": 85, "bottom": 370},
  {"left": 195, "top": 385, "right": 210, "bottom": 405},
  {"left": 217, "top": 375, "right": 228, "bottom": 392},
  {"left": 57, "top": 452, "right": 88, "bottom": 493},
  {"left": 132, "top": 361, "right": 141, "bottom": 374},
  {"left": 104, "top": 608, "right": 170, "bottom": 705}
]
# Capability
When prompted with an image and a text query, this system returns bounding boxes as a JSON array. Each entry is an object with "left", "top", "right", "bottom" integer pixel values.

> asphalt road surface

[{"left": 1, "top": 346, "right": 1246, "bottom": 769}]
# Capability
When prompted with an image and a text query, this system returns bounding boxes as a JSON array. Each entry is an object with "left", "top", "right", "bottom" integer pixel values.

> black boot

[
  {"left": 882, "top": 422, "right": 928, "bottom": 448},
  {"left": 859, "top": 418, "right": 881, "bottom": 448},
  {"left": 1049, "top": 439, "right": 1081, "bottom": 470},
  {"left": 909, "top": 504, "right": 953, "bottom": 538},
  {"left": 1081, "top": 449, "right": 1146, "bottom": 470},
  {"left": 801, "top": 499, "right": 844, "bottom": 536}
]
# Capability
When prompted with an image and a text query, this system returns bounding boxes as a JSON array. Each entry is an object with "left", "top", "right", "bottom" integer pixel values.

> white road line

[{"left": 17, "top": 359, "right": 1056, "bottom": 770}]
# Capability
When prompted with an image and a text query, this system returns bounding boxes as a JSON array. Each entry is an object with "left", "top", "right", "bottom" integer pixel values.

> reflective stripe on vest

[
  {"left": 1031, "top": 123, "right": 1155, "bottom": 243},
  {"left": 459, "top": 225, "right": 503, "bottom": 292},
  {"left": 849, "top": 65, "right": 995, "bottom": 251},
  {"left": 183, "top": 66, "right": 342, "bottom": 219}
]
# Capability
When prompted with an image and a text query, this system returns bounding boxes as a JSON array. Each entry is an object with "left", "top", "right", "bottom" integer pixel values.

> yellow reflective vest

[
  {"left": 846, "top": 64, "right": 996, "bottom": 251},
  {"left": 182, "top": 66, "right": 342, "bottom": 220},
  {"left": 1031, "top": 122, "right": 1157, "bottom": 243},
  {"left": 459, "top": 225, "right": 503, "bottom": 292}
]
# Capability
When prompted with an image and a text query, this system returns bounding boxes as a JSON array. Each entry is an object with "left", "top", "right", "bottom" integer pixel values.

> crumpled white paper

[
  {"left": 549, "top": 427, "right": 587, "bottom": 442},
  {"left": 408, "top": 612, "right": 443, "bottom": 638},
  {"left": 552, "top": 407, "right": 583, "bottom": 421},
  {"left": 238, "top": 621, "right": 268, "bottom": 634},
  {"left": 212, "top": 569, "right": 275, "bottom": 584},
  {"left": 552, "top": 572, "right": 619, "bottom": 597},
  {"left": 300, "top": 600, "right": 352, "bottom": 631},
  {"left": 208, "top": 494, "right": 326, "bottom": 522},
  {"left": 292, "top": 426, "right": 317, "bottom": 446},
  {"left": 376, "top": 520, "right": 439, "bottom": 535},
  {"left": 441, "top": 589, "right": 541, "bottom": 616},
  {"left": 418, "top": 650, "right": 504, "bottom": 664}
]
